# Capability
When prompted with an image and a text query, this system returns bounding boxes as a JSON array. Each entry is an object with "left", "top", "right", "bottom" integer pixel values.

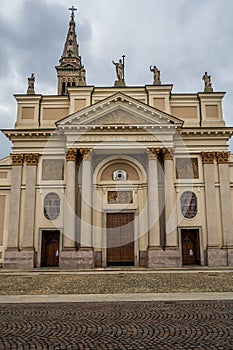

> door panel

[
  {"left": 181, "top": 229, "right": 200, "bottom": 265},
  {"left": 107, "top": 213, "right": 134, "bottom": 266},
  {"left": 41, "top": 231, "right": 60, "bottom": 267}
]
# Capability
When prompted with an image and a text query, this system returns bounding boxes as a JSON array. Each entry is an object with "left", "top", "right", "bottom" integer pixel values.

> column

[
  {"left": 163, "top": 148, "right": 178, "bottom": 247},
  {"left": 147, "top": 148, "right": 160, "bottom": 247},
  {"left": 201, "top": 152, "right": 219, "bottom": 247},
  {"left": 22, "top": 153, "right": 39, "bottom": 250},
  {"left": 80, "top": 148, "right": 93, "bottom": 248},
  {"left": 216, "top": 152, "right": 233, "bottom": 247},
  {"left": 63, "top": 148, "right": 77, "bottom": 249},
  {"left": 6, "top": 154, "right": 24, "bottom": 250}
]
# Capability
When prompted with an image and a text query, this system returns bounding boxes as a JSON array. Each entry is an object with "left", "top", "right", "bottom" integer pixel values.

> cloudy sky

[{"left": 1, "top": 0, "right": 233, "bottom": 159}]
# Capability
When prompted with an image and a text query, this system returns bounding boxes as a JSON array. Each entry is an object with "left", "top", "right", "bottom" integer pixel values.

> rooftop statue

[
  {"left": 150, "top": 65, "right": 161, "bottom": 85},
  {"left": 112, "top": 56, "right": 126, "bottom": 87},
  {"left": 27, "top": 73, "right": 35, "bottom": 94},
  {"left": 202, "top": 72, "right": 213, "bottom": 92}
]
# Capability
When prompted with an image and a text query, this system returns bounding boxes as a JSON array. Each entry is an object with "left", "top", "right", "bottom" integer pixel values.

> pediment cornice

[{"left": 56, "top": 92, "right": 183, "bottom": 129}]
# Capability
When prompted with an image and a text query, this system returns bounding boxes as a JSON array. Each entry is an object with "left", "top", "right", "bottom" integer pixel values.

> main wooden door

[
  {"left": 107, "top": 213, "right": 134, "bottom": 266},
  {"left": 181, "top": 229, "right": 200, "bottom": 265},
  {"left": 41, "top": 230, "right": 60, "bottom": 267}
]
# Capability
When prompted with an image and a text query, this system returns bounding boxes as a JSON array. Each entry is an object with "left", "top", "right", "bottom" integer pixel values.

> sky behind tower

[{"left": 1, "top": 0, "right": 233, "bottom": 158}]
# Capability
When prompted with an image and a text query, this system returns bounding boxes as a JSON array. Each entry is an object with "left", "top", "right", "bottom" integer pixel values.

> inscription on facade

[
  {"left": 176, "top": 158, "right": 199, "bottom": 179},
  {"left": 107, "top": 191, "right": 133, "bottom": 204},
  {"left": 42, "top": 160, "right": 64, "bottom": 180}
]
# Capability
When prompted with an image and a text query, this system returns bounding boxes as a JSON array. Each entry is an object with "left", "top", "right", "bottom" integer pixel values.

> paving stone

[{"left": 0, "top": 301, "right": 232, "bottom": 350}]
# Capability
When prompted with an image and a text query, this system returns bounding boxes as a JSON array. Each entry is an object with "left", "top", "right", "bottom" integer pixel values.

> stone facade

[{"left": 0, "top": 10, "right": 233, "bottom": 269}]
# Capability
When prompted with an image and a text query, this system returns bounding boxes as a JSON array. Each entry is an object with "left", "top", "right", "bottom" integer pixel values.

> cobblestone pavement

[
  {"left": 0, "top": 271, "right": 232, "bottom": 295},
  {"left": 0, "top": 301, "right": 232, "bottom": 350}
]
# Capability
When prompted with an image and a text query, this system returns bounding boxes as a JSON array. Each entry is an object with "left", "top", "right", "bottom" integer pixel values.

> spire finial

[{"left": 69, "top": 5, "right": 77, "bottom": 22}]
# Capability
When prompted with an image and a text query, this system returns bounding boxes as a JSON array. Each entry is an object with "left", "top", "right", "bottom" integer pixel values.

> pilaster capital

[
  {"left": 25, "top": 153, "right": 39, "bottom": 166},
  {"left": 66, "top": 148, "right": 77, "bottom": 162},
  {"left": 80, "top": 148, "right": 93, "bottom": 161},
  {"left": 216, "top": 151, "right": 229, "bottom": 164},
  {"left": 201, "top": 152, "right": 215, "bottom": 164},
  {"left": 147, "top": 147, "right": 160, "bottom": 160},
  {"left": 162, "top": 147, "right": 173, "bottom": 161},
  {"left": 11, "top": 154, "right": 24, "bottom": 166}
]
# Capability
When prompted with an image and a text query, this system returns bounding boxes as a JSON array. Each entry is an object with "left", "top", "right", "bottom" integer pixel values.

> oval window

[
  {"left": 44, "top": 193, "right": 60, "bottom": 220},
  {"left": 180, "top": 191, "right": 197, "bottom": 219}
]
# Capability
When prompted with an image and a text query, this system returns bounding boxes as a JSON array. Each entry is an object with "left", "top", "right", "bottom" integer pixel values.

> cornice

[{"left": 179, "top": 127, "right": 233, "bottom": 137}]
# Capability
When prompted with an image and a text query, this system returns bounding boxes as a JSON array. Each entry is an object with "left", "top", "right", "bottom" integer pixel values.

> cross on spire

[{"left": 69, "top": 5, "right": 77, "bottom": 21}]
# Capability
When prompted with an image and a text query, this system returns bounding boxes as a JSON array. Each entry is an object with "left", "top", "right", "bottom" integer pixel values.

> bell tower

[{"left": 56, "top": 6, "right": 86, "bottom": 95}]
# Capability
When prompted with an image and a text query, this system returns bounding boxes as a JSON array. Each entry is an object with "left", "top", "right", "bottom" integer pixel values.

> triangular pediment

[{"left": 57, "top": 92, "right": 183, "bottom": 128}]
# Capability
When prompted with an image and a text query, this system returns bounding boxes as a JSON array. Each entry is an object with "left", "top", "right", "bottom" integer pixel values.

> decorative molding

[
  {"left": 25, "top": 153, "right": 39, "bottom": 166},
  {"left": 80, "top": 148, "right": 93, "bottom": 161},
  {"left": 11, "top": 154, "right": 24, "bottom": 166},
  {"left": 162, "top": 147, "right": 173, "bottom": 161},
  {"left": 147, "top": 147, "right": 160, "bottom": 160},
  {"left": 201, "top": 152, "right": 215, "bottom": 164},
  {"left": 216, "top": 152, "right": 229, "bottom": 164},
  {"left": 66, "top": 148, "right": 77, "bottom": 162}
]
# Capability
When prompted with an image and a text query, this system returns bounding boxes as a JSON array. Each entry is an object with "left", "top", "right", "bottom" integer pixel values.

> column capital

[
  {"left": 216, "top": 151, "right": 229, "bottom": 164},
  {"left": 25, "top": 153, "right": 39, "bottom": 166},
  {"left": 147, "top": 147, "right": 160, "bottom": 160},
  {"left": 11, "top": 154, "right": 24, "bottom": 166},
  {"left": 66, "top": 148, "right": 77, "bottom": 162},
  {"left": 201, "top": 151, "right": 215, "bottom": 164},
  {"left": 80, "top": 148, "right": 93, "bottom": 161},
  {"left": 162, "top": 148, "right": 173, "bottom": 161}
]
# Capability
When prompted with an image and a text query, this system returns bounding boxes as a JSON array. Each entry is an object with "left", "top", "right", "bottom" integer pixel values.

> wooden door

[
  {"left": 41, "top": 231, "right": 60, "bottom": 267},
  {"left": 181, "top": 229, "right": 200, "bottom": 265},
  {"left": 107, "top": 213, "right": 134, "bottom": 266}
]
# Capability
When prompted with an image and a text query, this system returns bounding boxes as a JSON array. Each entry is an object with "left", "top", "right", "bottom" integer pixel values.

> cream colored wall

[{"left": 14, "top": 87, "right": 226, "bottom": 130}]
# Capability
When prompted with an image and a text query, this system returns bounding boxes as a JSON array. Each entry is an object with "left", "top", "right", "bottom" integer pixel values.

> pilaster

[
  {"left": 63, "top": 148, "right": 77, "bottom": 249},
  {"left": 201, "top": 152, "right": 224, "bottom": 266},
  {"left": 216, "top": 152, "right": 233, "bottom": 258},
  {"left": 163, "top": 148, "right": 178, "bottom": 247},
  {"left": 6, "top": 154, "right": 24, "bottom": 249},
  {"left": 78, "top": 148, "right": 94, "bottom": 268},
  {"left": 147, "top": 148, "right": 160, "bottom": 248}
]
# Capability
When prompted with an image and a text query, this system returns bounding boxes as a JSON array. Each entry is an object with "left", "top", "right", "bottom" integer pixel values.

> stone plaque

[
  {"left": 176, "top": 158, "right": 199, "bottom": 179},
  {"left": 108, "top": 191, "right": 133, "bottom": 204},
  {"left": 42, "top": 160, "right": 64, "bottom": 180}
]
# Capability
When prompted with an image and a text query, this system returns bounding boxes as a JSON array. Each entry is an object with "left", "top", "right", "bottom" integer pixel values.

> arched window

[
  {"left": 180, "top": 191, "right": 197, "bottom": 219},
  {"left": 44, "top": 193, "right": 60, "bottom": 220}
]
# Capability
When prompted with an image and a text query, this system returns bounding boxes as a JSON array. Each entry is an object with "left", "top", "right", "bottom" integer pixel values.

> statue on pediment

[
  {"left": 78, "top": 66, "right": 86, "bottom": 86},
  {"left": 112, "top": 56, "right": 126, "bottom": 86},
  {"left": 202, "top": 72, "right": 213, "bottom": 92},
  {"left": 150, "top": 65, "right": 161, "bottom": 85},
  {"left": 27, "top": 73, "right": 35, "bottom": 94}
]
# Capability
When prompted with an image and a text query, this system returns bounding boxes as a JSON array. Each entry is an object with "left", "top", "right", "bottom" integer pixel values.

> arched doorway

[{"left": 93, "top": 155, "right": 147, "bottom": 268}]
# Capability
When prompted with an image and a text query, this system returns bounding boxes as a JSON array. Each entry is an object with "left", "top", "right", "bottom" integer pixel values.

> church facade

[{"left": 1, "top": 8, "right": 233, "bottom": 269}]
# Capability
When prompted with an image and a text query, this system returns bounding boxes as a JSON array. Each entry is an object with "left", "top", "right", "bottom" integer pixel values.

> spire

[{"left": 56, "top": 6, "right": 86, "bottom": 95}]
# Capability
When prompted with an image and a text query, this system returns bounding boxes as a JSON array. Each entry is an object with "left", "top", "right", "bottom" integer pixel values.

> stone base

[
  {"left": 60, "top": 248, "right": 94, "bottom": 270},
  {"left": 148, "top": 248, "right": 182, "bottom": 268},
  {"left": 114, "top": 79, "right": 126, "bottom": 87},
  {"left": 227, "top": 247, "right": 233, "bottom": 266},
  {"left": 207, "top": 247, "right": 227, "bottom": 266},
  {"left": 94, "top": 251, "right": 102, "bottom": 268},
  {"left": 139, "top": 251, "right": 148, "bottom": 267},
  {"left": 3, "top": 250, "right": 35, "bottom": 269}
]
